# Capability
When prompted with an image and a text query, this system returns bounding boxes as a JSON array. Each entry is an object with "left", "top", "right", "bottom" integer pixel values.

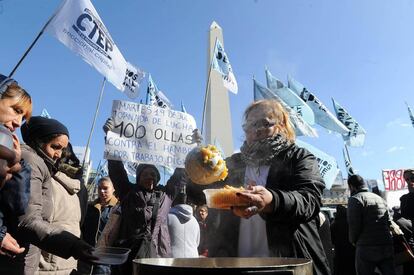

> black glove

[
  {"left": 71, "top": 240, "right": 98, "bottom": 262},
  {"left": 103, "top": 118, "right": 114, "bottom": 134}
]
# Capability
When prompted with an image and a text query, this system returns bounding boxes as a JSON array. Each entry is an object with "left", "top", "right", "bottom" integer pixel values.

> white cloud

[
  {"left": 386, "top": 118, "right": 410, "bottom": 128},
  {"left": 386, "top": 146, "right": 405, "bottom": 153}
]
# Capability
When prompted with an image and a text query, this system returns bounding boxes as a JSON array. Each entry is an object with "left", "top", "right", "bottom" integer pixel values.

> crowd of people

[{"left": 1, "top": 74, "right": 414, "bottom": 275}]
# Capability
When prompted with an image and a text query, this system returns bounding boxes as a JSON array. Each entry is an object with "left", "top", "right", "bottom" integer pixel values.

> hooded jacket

[
  {"left": 168, "top": 204, "right": 200, "bottom": 258},
  {"left": 37, "top": 171, "right": 87, "bottom": 275},
  {"left": 11, "top": 145, "right": 89, "bottom": 275}
]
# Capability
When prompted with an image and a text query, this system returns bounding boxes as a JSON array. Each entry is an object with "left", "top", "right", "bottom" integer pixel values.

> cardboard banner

[
  {"left": 382, "top": 169, "right": 407, "bottom": 191},
  {"left": 104, "top": 100, "right": 197, "bottom": 169}
]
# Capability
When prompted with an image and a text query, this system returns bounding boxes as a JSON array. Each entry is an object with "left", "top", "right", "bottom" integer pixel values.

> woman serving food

[{"left": 186, "top": 99, "right": 330, "bottom": 275}]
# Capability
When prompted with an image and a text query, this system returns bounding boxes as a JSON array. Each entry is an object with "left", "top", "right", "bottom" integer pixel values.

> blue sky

[{"left": 1, "top": 0, "right": 414, "bottom": 184}]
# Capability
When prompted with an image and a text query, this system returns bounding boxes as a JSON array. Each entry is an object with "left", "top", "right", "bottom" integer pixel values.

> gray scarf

[{"left": 240, "top": 134, "right": 292, "bottom": 166}]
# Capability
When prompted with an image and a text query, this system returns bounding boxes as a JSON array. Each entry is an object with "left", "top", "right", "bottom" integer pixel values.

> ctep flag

[
  {"left": 146, "top": 74, "right": 172, "bottom": 109},
  {"left": 332, "top": 98, "right": 366, "bottom": 147},
  {"left": 45, "top": 0, "right": 144, "bottom": 98},
  {"left": 288, "top": 76, "right": 350, "bottom": 135},
  {"left": 254, "top": 79, "right": 318, "bottom": 137},
  {"left": 405, "top": 101, "right": 414, "bottom": 128},
  {"left": 265, "top": 70, "right": 314, "bottom": 125},
  {"left": 211, "top": 39, "right": 238, "bottom": 94}
]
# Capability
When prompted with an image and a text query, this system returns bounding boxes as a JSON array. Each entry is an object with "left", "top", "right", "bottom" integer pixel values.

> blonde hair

[
  {"left": 244, "top": 99, "right": 295, "bottom": 142},
  {"left": 1, "top": 83, "right": 32, "bottom": 121}
]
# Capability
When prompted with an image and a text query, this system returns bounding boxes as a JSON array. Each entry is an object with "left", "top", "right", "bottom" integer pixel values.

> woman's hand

[
  {"left": 231, "top": 185, "right": 274, "bottom": 219},
  {"left": 0, "top": 233, "right": 25, "bottom": 257}
]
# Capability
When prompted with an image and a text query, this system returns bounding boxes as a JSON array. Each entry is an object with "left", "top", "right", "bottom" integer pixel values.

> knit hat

[
  {"left": 21, "top": 116, "right": 69, "bottom": 144},
  {"left": 135, "top": 164, "right": 160, "bottom": 184}
]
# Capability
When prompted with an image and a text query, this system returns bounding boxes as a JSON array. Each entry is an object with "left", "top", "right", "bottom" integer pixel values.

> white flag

[
  {"left": 211, "top": 39, "right": 238, "bottom": 94},
  {"left": 45, "top": 0, "right": 144, "bottom": 98},
  {"left": 332, "top": 98, "right": 366, "bottom": 147},
  {"left": 146, "top": 74, "right": 172, "bottom": 109}
]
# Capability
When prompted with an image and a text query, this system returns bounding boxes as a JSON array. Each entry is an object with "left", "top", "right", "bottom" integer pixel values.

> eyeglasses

[{"left": 242, "top": 119, "right": 276, "bottom": 133}]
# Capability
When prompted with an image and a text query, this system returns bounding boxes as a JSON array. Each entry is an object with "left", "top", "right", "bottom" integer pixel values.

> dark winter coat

[
  {"left": 108, "top": 160, "right": 173, "bottom": 274},
  {"left": 347, "top": 188, "right": 393, "bottom": 246},
  {"left": 209, "top": 143, "right": 331, "bottom": 275}
]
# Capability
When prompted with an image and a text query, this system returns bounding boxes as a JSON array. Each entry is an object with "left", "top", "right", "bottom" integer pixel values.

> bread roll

[
  {"left": 185, "top": 145, "right": 228, "bottom": 185},
  {"left": 203, "top": 185, "right": 249, "bottom": 209}
]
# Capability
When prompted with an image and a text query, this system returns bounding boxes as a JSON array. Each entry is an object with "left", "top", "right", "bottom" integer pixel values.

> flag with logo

[
  {"left": 211, "top": 39, "right": 238, "bottom": 94},
  {"left": 342, "top": 145, "right": 355, "bottom": 177},
  {"left": 265, "top": 70, "right": 314, "bottom": 125},
  {"left": 254, "top": 79, "right": 318, "bottom": 137},
  {"left": 296, "top": 140, "right": 339, "bottom": 189},
  {"left": 146, "top": 74, "right": 172, "bottom": 109},
  {"left": 288, "top": 76, "right": 350, "bottom": 135},
  {"left": 45, "top": 0, "right": 144, "bottom": 98},
  {"left": 332, "top": 98, "right": 366, "bottom": 147},
  {"left": 406, "top": 102, "right": 414, "bottom": 128}
]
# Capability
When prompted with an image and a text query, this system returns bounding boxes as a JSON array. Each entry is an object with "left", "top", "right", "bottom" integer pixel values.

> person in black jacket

[
  {"left": 207, "top": 99, "right": 331, "bottom": 275},
  {"left": 331, "top": 205, "right": 356, "bottom": 275}
]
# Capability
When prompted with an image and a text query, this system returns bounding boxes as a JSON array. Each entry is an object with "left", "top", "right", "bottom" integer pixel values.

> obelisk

[{"left": 204, "top": 21, "right": 234, "bottom": 157}]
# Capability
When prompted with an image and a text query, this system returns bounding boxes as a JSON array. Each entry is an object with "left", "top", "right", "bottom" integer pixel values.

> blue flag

[
  {"left": 265, "top": 70, "right": 315, "bottom": 125},
  {"left": 296, "top": 139, "right": 340, "bottom": 189},
  {"left": 405, "top": 102, "right": 414, "bottom": 128},
  {"left": 211, "top": 39, "right": 238, "bottom": 94},
  {"left": 288, "top": 76, "right": 350, "bottom": 135},
  {"left": 146, "top": 74, "right": 172, "bottom": 109},
  {"left": 332, "top": 98, "right": 366, "bottom": 147},
  {"left": 254, "top": 79, "right": 318, "bottom": 137}
]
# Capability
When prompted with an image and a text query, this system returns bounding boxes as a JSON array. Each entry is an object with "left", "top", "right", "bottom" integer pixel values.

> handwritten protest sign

[
  {"left": 383, "top": 169, "right": 408, "bottom": 208},
  {"left": 104, "top": 100, "right": 197, "bottom": 169},
  {"left": 382, "top": 169, "right": 407, "bottom": 191}
]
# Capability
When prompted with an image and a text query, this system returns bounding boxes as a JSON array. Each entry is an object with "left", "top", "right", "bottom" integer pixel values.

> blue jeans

[{"left": 355, "top": 245, "right": 396, "bottom": 275}]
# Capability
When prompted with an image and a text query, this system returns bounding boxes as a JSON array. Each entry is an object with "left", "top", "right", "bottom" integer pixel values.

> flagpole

[
  {"left": 9, "top": 1, "right": 64, "bottom": 77},
  {"left": 201, "top": 38, "right": 218, "bottom": 135},
  {"left": 344, "top": 144, "right": 354, "bottom": 176},
  {"left": 82, "top": 77, "right": 107, "bottom": 169}
]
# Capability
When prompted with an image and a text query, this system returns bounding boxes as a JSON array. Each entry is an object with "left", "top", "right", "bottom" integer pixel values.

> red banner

[{"left": 382, "top": 169, "right": 407, "bottom": 191}]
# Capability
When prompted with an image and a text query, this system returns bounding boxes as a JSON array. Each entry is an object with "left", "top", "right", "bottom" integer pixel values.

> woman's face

[
  {"left": 42, "top": 135, "right": 69, "bottom": 161},
  {"left": 243, "top": 105, "right": 278, "bottom": 145},
  {"left": 139, "top": 167, "right": 158, "bottom": 190},
  {"left": 0, "top": 98, "right": 26, "bottom": 132}
]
